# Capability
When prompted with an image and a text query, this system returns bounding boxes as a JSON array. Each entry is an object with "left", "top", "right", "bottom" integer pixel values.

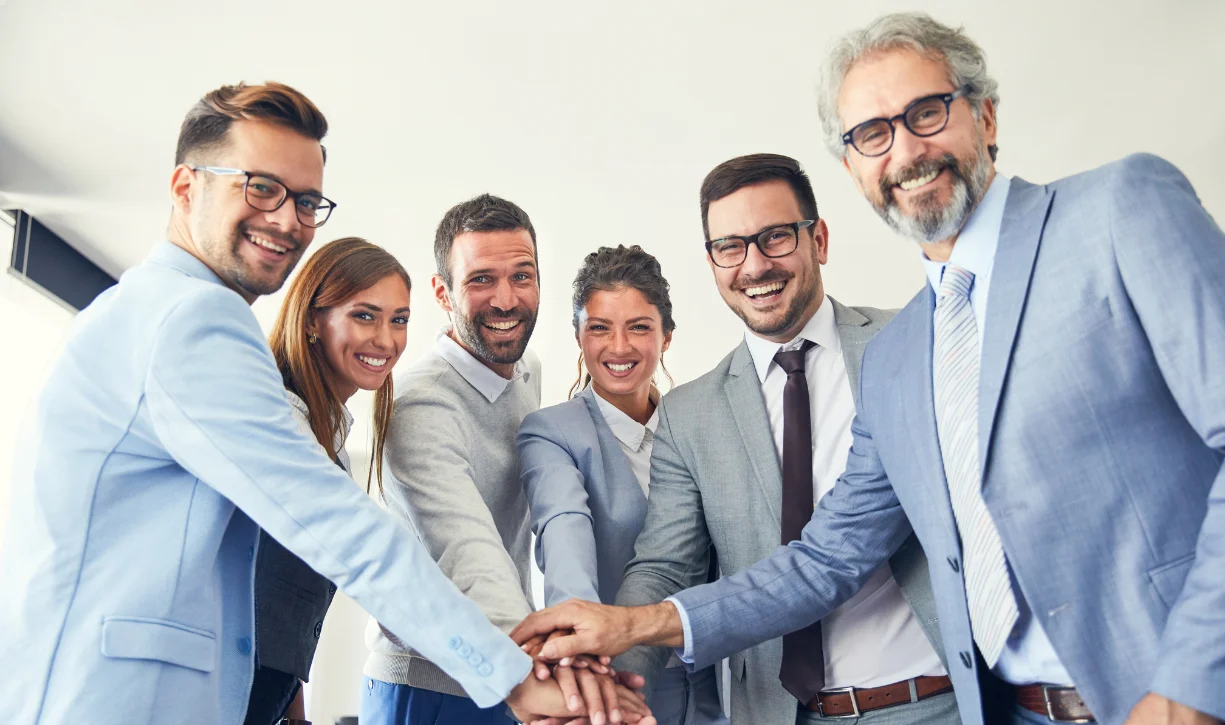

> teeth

[
  {"left": 899, "top": 169, "right": 940, "bottom": 191},
  {"left": 248, "top": 234, "right": 288, "bottom": 254},
  {"left": 606, "top": 362, "right": 635, "bottom": 372},
  {"left": 486, "top": 320, "right": 520, "bottom": 331},
  {"left": 358, "top": 355, "right": 387, "bottom": 367},
  {"left": 744, "top": 281, "right": 786, "bottom": 298}
]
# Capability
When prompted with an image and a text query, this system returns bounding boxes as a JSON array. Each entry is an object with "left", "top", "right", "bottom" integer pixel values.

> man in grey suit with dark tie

[
  {"left": 513, "top": 12, "right": 1225, "bottom": 725},
  {"left": 608, "top": 153, "right": 956, "bottom": 724}
]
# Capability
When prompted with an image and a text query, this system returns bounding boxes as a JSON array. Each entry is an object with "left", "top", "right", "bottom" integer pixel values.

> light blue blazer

[
  {"left": 671, "top": 154, "right": 1225, "bottom": 725},
  {"left": 517, "top": 386, "right": 650, "bottom": 607},
  {"left": 0, "top": 242, "right": 530, "bottom": 725}
]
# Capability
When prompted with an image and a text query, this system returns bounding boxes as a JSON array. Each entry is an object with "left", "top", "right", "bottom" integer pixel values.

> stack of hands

[{"left": 505, "top": 602, "right": 657, "bottom": 725}]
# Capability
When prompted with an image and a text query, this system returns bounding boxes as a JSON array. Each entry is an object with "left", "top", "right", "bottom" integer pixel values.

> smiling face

[
  {"left": 838, "top": 48, "right": 996, "bottom": 247},
  {"left": 433, "top": 228, "right": 540, "bottom": 371},
  {"left": 171, "top": 119, "right": 325, "bottom": 302},
  {"left": 706, "top": 179, "right": 829, "bottom": 343},
  {"left": 578, "top": 286, "right": 672, "bottom": 399},
  {"left": 309, "top": 272, "right": 411, "bottom": 401}
]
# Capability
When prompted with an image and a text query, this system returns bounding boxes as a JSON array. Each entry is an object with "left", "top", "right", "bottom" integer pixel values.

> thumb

[
  {"left": 511, "top": 609, "right": 575, "bottom": 645},
  {"left": 538, "top": 632, "right": 593, "bottom": 661},
  {"left": 615, "top": 671, "right": 646, "bottom": 690}
]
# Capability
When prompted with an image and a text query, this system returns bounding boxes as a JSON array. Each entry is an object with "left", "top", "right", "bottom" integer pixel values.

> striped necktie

[{"left": 932, "top": 263, "right": 1019, "bottom": 667}]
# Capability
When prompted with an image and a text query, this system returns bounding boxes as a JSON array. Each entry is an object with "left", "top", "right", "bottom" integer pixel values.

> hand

[
  {"left": 526, "top": 680, "right": 655, "bottom": 725},
  {"left": 522, "top": 630, "right": 612, "bottom": 681},
  {"left": 1123, "top": 693, "right": 1221, "bottom": 724},
  {"left": 506, "top": 676, "right": 572, "bottom": 722},
  {"left": 508, "top": 667, "right": 651, "bottom": 725},
  {"left": 510, "top": 599, "right": 683, "bottom": 661}
]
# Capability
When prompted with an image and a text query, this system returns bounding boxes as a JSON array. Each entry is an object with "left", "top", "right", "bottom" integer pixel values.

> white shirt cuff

[{"left": 664, "top": 596, "right": 695, "bottom": 663}]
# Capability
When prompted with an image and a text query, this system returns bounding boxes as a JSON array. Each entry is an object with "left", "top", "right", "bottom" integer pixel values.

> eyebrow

[
  {"left": 354, "top": 302, "right": 411, "bottom": 314},
  {"left": 586, "top": 316, "right": 656, "bottom": 325},
  {"left": 247, "top": 169, "right": 323, "bottom": 197},
  {"left": 712, "top": 221, "right": 794, "bottom": 240},
  {"left": 466, "top": 261, "right": 538, "bottom": 277}
]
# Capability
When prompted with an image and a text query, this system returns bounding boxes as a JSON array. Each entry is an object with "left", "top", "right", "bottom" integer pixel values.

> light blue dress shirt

[
  {"left": 919, "top": 174, "right": 1073, "bottom": 687},
  {"left": 0, "top": 241, "right": 530, "bottom": 724}
]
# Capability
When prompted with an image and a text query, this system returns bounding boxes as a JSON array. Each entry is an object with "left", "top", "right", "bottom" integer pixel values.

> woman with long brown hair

[{"left": 245, "top": 237, "right": 412, "bottom": 725}]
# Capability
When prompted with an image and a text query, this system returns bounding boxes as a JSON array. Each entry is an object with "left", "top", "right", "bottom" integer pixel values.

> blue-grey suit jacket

[
  {"left": 0, "top": 242, "right": 531, "bottom": 725},
  {"left": 518, "top": 386, "right": 650, "bottom": 607},
  {"left": 671, "top": 154, "right": 1225, "bottom": 725}
]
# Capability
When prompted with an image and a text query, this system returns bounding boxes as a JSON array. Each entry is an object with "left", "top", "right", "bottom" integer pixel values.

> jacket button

[
  {"left": 314, "top": 621, "right": 323, "bottom": 639},
  {"left": 458, "top": 643, "right": 473, "bottom": 658},
  {"left": 449, "top": 637, "right": 463, "bottom": 651},
  {"left": 960, "top": 651, "right": 972, "bottom": 669},
  {"left": 468, "top": 653, "right": 483, "bottom": 667},
  {"left": 947, "top": 556, "right": 960, "bottom": 573},
  {"left": 477, "top": 663, "right": 494, "bottom": 677},
  {"left": 238, "top": 637, "right": 252, "bottom": 655}
]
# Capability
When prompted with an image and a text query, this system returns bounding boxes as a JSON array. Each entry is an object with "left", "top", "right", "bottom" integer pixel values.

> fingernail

[
  {"left": 569, "top": 695, "right": 581, "bottom": 712},
  {"left": 612, "top": 709, "right": 623, "bottom": 723},
  {"left": 559, "top": 657, "right": 572, "bottom": 666},
  {"left": 593, "top": 714, "right": 606, "bottom": 725}
]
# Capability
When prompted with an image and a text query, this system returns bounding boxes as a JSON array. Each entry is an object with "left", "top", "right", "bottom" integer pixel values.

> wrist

[{"left": 631, "top": 601, "right": 684, "bottom": 648}]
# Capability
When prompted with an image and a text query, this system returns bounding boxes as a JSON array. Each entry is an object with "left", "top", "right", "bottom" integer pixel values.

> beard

[
  {"left": 869, "top": 134, "right": 993, "bottom": 245},
  {"left": 453, "top": 305, "right": 538, "bottom": 366},
  {"left": 730, "top": 269, "right": 819, "bottom": 339},
  {"left": 207, "top": 220, "right": 302, "bottom": 298}
]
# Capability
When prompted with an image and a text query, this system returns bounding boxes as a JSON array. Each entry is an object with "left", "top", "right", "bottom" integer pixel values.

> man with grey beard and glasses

[
  {"left": 509, "top": 12, "right": 1225, "bottom": 725},
  {"left": 362, "top": 194, "right": 651, "bottom": 725}
]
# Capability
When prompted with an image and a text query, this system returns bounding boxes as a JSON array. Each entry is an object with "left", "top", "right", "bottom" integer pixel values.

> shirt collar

[
  {"left": 921, "top": 173, "right": 1011, "bottom": 292},
  {"left": 591, "top": 386, "right": 660, "bottom": 452},
  {"left": 743, "top": 294, "right": 841, "bottom": 383},
  {"left": 148, "top": 241, "right": 226, "bottom": 287},
  {"left": 434, "top": 325, "right": 530, "bottom": 403}
]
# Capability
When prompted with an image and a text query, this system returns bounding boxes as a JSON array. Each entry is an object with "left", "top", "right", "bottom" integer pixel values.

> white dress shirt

[
  {"left": 435, "top": 325, "right": 533, "bottom": 402},
  {"left": 673, "top": 297, "right": 945, "bottom": 689},
  {"left": 592, "top": 388, "right": 660, "bottom": 497},
  {"left": 919, "top": 173, "right": 1073, "bottom": 686}
]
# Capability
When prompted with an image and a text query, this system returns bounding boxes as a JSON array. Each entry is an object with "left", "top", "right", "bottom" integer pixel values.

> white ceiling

[{"left": 3, "top": 0, "right": 1224, "bottom": 407}]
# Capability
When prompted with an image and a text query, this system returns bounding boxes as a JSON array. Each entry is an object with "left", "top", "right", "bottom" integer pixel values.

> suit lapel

[
  {"left": 723, "top": 340, "right": 783, "bottom": 526},
  {"left": 978, "top": 179, "right": 1054, "bottom": 478},
  {"left": 579, "top": 387, "right": 648, "bottom": 507},
  {"left": 901, "top": 290, "right": 961, "bottom": 540},
  {"left": 830, "top": 297, "right": 874, "bottom": 400}
]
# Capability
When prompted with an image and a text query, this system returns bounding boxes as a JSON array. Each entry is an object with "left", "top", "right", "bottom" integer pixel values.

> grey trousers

[{"left": 795, "top": 690, "right": 959, "bottom": 725}]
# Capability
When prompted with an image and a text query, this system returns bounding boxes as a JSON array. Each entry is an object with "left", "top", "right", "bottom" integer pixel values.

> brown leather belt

[
  {"left": 804, "top": 674, "right": 953, "bottom": 717},
  {"left": 1014, "top": 684, "right": 1095, "bottom": 722}
]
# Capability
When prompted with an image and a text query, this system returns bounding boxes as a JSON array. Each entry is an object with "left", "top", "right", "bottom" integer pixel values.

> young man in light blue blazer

[
  {"left": 0, "top": 82, "right": 594, "bottom": 725},
  {"left": 512, "top": 13, "right": 1225, "bottom": 725}
]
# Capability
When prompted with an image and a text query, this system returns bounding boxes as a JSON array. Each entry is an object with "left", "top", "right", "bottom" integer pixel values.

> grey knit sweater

[{"left": 363, "top": 337, "right": 540, "bottom": 698}]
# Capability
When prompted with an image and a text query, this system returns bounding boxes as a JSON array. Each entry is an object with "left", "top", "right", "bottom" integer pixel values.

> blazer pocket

[
  {"left": 1147, "top": 553, "right": 1197, "bottom": 609},
  {"left": 101, "top": 616, "right": 217, "bottom": 673}
]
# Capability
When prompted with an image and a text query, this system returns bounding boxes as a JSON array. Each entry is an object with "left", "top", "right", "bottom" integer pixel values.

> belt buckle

[
  {"left": 816, "top": 686, "right": 861, "bottom": 719},
  {"left": 1042, "top": 685, "right": 1092, "bottom": 723}
]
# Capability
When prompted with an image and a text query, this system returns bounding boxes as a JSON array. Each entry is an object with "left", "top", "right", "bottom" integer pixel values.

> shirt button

[
  {"left": 238, "top": 637, "right": 252, "bottom": 656},
  {"left": 477, "top": 663, "right": 494, "bottom": 677},
  {"left": 947, "top": 556, "right": 960, "bottom": 573},
  {"left": 314, "top": 621, "right": 323, "bottom": 639},
  {"left": 960, "top": 651, "right": 973, "bottom": 669},
  {"left": 248, "top": 546, "right": 255, "bottom": 562}
]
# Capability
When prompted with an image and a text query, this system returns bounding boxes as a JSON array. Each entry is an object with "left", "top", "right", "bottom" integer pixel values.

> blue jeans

[{"left": 361, "top": 678, "right": 514, "bottom": 725}]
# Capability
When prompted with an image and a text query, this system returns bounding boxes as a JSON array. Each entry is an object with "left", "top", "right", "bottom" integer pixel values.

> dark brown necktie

[{"left": 774, "top": 340, "right": 825, "bottom": 703}]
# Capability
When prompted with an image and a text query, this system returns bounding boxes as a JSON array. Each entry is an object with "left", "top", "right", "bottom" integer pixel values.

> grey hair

[{"left": 817, "top": 12, "right": 1000, "bottom": 160}]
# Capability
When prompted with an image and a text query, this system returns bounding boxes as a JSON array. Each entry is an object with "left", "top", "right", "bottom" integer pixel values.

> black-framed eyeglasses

[
  {"left": 705, "top": 220, "right": 815, "bottom": 269},
  {"left": 191, "top": 166, "right": 337, "bottom": 228},
  {"left": 841, "top": 86, "right": 969, "bottom": 157}
]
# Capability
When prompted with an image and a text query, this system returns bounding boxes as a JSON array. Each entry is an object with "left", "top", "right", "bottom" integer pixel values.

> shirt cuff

[{"left": 664, "top": 596, "right": 695, "bottom": 663}]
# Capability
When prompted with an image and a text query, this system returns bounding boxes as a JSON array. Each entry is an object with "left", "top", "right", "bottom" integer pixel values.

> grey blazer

[
  {"left": 517, "top": 386, "right": 651, "bottom": 607},
  {"left": 614, "top": 298, "right": 944, "bottom": 725}
]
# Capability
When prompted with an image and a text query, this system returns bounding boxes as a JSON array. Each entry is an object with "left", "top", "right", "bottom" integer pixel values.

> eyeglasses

[
  {"left": 841, "top": 86, "right": 969, "bottom": 157},
  {"left": 705, "top": 220, "right": 814, "bottom": 269},
  {"left": 191, "top": 166, "right": 337, "bottom": 228}
]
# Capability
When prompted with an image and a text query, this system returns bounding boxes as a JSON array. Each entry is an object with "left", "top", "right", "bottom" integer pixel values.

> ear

[
  {"left": 812, "top": 218, "right": 830, "bottom": 266},
  {"left": 305, "top": 309, "right": 319, "bottom": 338},
  {"left": 661, "top": 330, "right": 673, "bottom": 355},
  {"left": 979, "top": 97, "right": 999, "bottom": 151},
  {"left": 431, "top": 274, "right": 454, "bottom": 313},
  {"left": 169, "top": 164, "right": 196, "bottom": 216}
]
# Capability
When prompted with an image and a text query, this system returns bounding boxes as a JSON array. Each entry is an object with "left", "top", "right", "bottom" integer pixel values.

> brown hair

[
  {"left": 268, "top": 237, "right": 411, "bottom": 495},
  {"left": 699, "top": 153, "right": 819, "bottom": 240},
  {"left": 434, "top": 193, "right": 537, "bottom": 288},
  {"left": 174, "top": 81, "right": 329, "bottom": 166},
  {"left": 568, "top": 245, "right": 676, "bottom": 398}
]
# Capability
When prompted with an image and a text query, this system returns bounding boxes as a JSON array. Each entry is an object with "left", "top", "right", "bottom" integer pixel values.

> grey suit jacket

[{"left": 615, "top": 297, "right": 943, "bottom": 724}]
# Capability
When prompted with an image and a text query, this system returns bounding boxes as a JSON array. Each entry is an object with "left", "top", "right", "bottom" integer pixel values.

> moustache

[
  {"left": 879, "top": 154, "right": 960, "bottom": 200},
  {"left": 732, "top": 270, "right": 792, "bottom": 292},
  {"left": 240, "top": 223, "right": 300, "bottom": 251}
]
